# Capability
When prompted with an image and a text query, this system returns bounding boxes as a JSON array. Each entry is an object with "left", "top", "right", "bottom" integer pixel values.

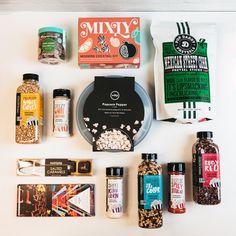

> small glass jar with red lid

[{"left": 168, "top": 162, "right": 186, "bottom": 214}]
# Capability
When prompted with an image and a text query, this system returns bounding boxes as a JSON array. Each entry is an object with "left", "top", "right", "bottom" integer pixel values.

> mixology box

[{"left": 78, "top": 17, "right": 140, "bottom": 69}]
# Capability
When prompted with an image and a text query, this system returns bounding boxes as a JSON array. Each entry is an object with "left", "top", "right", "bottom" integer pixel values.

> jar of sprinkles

[{"left": 38, "top": 27, "right": 66, "bottom": 65}]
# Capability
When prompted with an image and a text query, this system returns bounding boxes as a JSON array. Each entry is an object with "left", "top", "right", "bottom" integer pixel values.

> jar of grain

[
  {"left": 138, "top": 153, "right": 163, "bottom": 228},
  {"left": 15, "top": 74, "right": 43, "bottom": 144},
  {"left": 192, "top": 131, "right": 221, "bottom": 205}
]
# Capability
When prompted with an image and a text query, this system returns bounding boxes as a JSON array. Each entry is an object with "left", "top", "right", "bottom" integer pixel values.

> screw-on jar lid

[
  {"left": 106, "top": 167, "right": 123, "bottom": 177},
  {"left": 197, "top": 131, "right": 213, "bottom": 139},
  {"left": 168, "top": 162, "right": 185, "bottom": 173},
  {"left": 53, "top": 89, "right": 71, "bottom": 98},
  {"left": 38, "top": 26, "right": 66, "bottom": 35},
  {"left": 23, "top": 73, "right": 39, "bottom": 81},
  {"left": 142, "top": 153, "right": 158, "bottom": 160}
]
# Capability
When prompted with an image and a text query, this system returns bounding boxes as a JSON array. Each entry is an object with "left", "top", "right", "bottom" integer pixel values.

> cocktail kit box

[
  {"left": 78, "top": 17, "right": 140, "bottom": 69},
  {"left": 17, "top": 184, "right": 95, "bottom": 217},
  {"left": 17, "top": 158, "right": 93, "bottom": 176}
]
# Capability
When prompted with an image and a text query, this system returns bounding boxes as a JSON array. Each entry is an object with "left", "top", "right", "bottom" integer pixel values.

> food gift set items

[
  {"left": 151, "top": 22, "right": 217, "bottom": 123},
  {"left": 168, "top": 163, "right": 186, "bottom": 213},
  {"left": 138, "top": 153, "right": 163, "bottom": 228},
  {"left": 192, "top": 131, "right": 221, "bottom": 205},
  {"left": 106, "top": 167, "right": 124, "bottom": 218},
  {"left": 15, "top": 74, "right": 43, "bottom": 144},
  {"left": 53, "top": 89, "right": 71, "bottom": 137},
  {"left": 38, "top": 27, "right": 66, "bottom": 64},
  {"left": 13, "top": 17, "right": 222, "bottom": 226},
  {"left": 76, "top": 76, "right": 153, "bottom": 152},
  {"left": 78, "top": 17, "right": 140, "bottom": 69}
]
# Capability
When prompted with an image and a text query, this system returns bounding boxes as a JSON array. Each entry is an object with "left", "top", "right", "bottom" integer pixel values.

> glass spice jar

[
  {"left": 106, "top": 167, "right": 124, "bottom": 219},
  {"left": 15, "top": 74, "right": 43, "bottom": 144},
  {"left": 192, "top": 131, "right": 221, "bottom": 205},
  {"left": 168, "top": 162, "right": 186, "bottom": 214},
  {"left": 53, "top": 89, "right": 71, "bottom": 137},
  {"left": 138, "top": 153, "right": 163, "bottom": 228}
]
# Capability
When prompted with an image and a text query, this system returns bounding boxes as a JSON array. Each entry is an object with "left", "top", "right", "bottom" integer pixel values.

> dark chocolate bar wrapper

[{"left": 17, "top": 184, "right": 95, "bottom": 217}]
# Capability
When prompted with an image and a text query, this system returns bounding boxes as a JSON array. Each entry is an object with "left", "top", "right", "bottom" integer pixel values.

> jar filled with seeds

[
  {"left": 15, "top": 74, "right": 43, "bottom": 144},
  {"left": 138, "top": 153, "right": 163, "bottom": 228},
  {"left": 192, "top": 131, "right": 221, "bottom": 205}
]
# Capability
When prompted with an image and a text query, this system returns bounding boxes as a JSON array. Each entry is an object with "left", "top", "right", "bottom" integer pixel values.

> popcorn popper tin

[
  {"left": 78, "top": 17, "right": 140, "bottom": 69},
  {"left": 76, "top": 76, "right": 153, "bottom": 152}
]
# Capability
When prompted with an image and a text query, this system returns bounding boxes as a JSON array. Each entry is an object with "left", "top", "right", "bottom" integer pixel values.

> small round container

[
  {"left": 76, "top": 81, "right": 153, "bottom": 146},
  {"left": 38, "top": 27, "right": 66, "bottom": 65}
]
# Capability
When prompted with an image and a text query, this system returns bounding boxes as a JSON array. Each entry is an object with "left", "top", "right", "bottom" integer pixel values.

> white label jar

[
  {"left": 53, "top": 89, "right": 71, "bottom": 137},
  {"left": 106, "top": 167, "right": 124, "bottom": 218}
]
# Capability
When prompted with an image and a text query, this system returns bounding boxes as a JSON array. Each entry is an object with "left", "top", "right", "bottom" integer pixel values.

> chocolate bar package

[
  {"left": 17, "top": 159, "right": 93, "bottom": 176},
  {"left": 17, "top": 184, "right": 95, "bottom": 217}
]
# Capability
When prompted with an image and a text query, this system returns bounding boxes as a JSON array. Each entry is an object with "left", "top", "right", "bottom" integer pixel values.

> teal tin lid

[{"left": 38, "top": 27, "right": 66, "bottom": 35}]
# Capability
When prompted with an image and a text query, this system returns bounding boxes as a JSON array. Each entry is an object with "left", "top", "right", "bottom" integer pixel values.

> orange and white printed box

[{"left": 78, "top": 17, "right": 140, "bottom": 69}]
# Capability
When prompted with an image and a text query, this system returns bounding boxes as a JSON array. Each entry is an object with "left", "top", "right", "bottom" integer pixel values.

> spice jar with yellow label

[{"left": 15, "top": 73, "right": 43, "bottom": 144}]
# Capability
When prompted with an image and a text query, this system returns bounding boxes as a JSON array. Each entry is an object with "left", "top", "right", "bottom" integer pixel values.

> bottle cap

[
  {"left": 168, "top": 162, "right": 185, "bottom": 173},
  {"left": 23, "top": 73, "right": 39, "bottom": 81},
  {"left": 53, "top": 89, "right": 71, "bottom": 98},
  {"left": 197, "top": 131, "right": 213, "bottom": 139},
  {"left": 141, "top": 153, "right": 158, "bottom": 160},
  {"left": 106, "top": 167, "right": 123, "bottom": 177}
]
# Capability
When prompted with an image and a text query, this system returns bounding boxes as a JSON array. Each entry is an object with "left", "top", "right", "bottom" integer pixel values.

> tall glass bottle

[
  {"left": 15, "top": 73, "right": 43, "bottom": 144},
  {"left": 192, "top": 131, "right": 221, "bottom": 205},
  {"left": 138, "top": 153, "right": 163, "bottom": 228}
]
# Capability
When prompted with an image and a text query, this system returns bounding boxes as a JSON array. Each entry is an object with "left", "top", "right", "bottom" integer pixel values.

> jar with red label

[
  {"left": 192, "top": 131, "right": 221, "bottom": 205},
  {"left": 168, "top": 162, "right": 186, "bottom": 213}
]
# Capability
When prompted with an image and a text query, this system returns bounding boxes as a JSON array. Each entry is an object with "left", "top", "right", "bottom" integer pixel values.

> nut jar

[
  {"left": 15, "top": 74, "right": 43, "bottom": 144},
  {"left": 38, "top": 27, "right": 66, "bottom": 64},
  {"left": 138, "top": 153, "right": 163, "bottom": 228},
  {"left": 192, "top": 131, "right": 221, "bottom": 205}
]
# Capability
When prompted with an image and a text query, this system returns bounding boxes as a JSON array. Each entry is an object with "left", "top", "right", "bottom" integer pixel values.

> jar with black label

[
  {"left": 138, "top": 153, "right": 163, "bottom": 228},
  {"left": 106, "top": 167, "right": 124, "bottom": 218},
  {"left": 192, "top": 131, "right": 221, "bottom": 205},
  {"left": 168, "top": 162, "right": 186, "bottom": 213},
  {"left": 53, "top": 89, "right": 71, "bottom": 137}
]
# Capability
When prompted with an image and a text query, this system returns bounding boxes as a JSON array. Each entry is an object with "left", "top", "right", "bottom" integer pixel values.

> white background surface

[
  {"left": 1, "top": 0, "right": 236, "bottom": 12},
  {"left": 0, "top": 12, "right": 235, "bottom": 236}
]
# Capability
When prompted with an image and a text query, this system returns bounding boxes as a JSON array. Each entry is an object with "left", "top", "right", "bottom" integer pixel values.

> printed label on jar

[
  {"left": 202, "top": 153, "right": 220, "bottom": 187},
  {"left": 53, "top": 99, "right": 70, "bottom": 135},
  {"left": 138, "top": 175, "right": 163, "bottom": 210},
  {"left": 106, "top": 179, "right": 123, "bottom": 215},
  {"left": 170, "top": 175, "right": 185, "bottom": 209},
  {"left": 16, "top": 93, "right": 43, "bottom": 126}
]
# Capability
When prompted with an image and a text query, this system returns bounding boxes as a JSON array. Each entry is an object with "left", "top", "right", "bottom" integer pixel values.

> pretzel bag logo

[{"left": 78, "top": 17, "right": 140, "bottom": 69}]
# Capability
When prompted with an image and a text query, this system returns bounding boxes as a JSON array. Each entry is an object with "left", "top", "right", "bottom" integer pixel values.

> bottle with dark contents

[
  {"left": 168, "top": 162, "right": 186, "bottom": 213},
  {"left": 192, "top": 131, "right": 221, "bottom": 205},
  {"left": 138, "top": 153, "right": 163, "bottom": 228}
]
